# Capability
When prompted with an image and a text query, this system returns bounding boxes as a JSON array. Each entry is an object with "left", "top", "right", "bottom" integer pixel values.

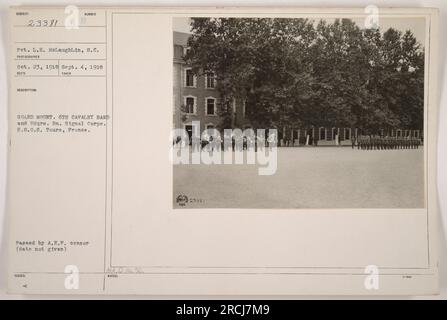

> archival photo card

[{"left": 7, "top": 6, "right": 439, "bottom": 295}]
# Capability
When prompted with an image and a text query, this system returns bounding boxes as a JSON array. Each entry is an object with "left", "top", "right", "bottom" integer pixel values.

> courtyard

[{"left": 173, "top": 147, "right": 425, "bottom": 209}]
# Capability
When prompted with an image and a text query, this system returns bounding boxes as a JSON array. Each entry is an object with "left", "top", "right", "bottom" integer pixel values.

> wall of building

[{"left": 173, "top": 42, "right": 220, "bottom": 133}]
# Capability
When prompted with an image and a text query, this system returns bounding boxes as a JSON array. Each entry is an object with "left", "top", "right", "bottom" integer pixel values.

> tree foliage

[{"left": 184, "top": 18, "right": 424, "bottom": 134}]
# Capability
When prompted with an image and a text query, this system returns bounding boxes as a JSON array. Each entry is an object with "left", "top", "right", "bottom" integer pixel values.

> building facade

[
  {"left": 173, "top": 31, "right": 422, "bottom": 146},
  {"left": 173, "top": 32, "right": 222, "bottom": 140}
]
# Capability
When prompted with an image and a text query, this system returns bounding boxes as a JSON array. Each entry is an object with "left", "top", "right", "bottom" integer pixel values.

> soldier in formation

[{"left": 356, "top": 135, "right": 422, "bottom": 150}]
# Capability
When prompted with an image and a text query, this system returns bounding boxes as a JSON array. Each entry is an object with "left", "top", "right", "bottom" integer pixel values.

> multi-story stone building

[{"left": 173, "top": 31, "right": 222, "bottom": 140}]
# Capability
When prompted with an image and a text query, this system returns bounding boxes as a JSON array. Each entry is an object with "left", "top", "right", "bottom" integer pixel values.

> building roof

[{"left": 173, "top": 31, "right": 191, "bottom": 46}]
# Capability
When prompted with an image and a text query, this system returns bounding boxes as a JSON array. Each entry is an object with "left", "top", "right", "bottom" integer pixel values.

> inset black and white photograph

[{"left": 172, "top": 16, "right": 426, "bottom": 209}]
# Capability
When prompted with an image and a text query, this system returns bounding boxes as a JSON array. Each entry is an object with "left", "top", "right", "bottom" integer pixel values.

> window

[
  {"left": 345, "top": 128, "right": 351, "bottom": 140},
  {"left": 206, "top": 98, "right": 216, "bottom": 115},
  {"left": 184, "top": 96, "right": 195, "bottom": 114},
  {"left": 185, "top": 125, "right": 193, "bottom": 142},
  {"left": 206, "top": 124, "right": 215, "bottom": 129},
  {"left": 319, "top": 127, "right": 326, "bottom": 140},
  {"left": 330, "top": 128, "right": 337, "bottom": 140},
  {"left": 185, "top": 69, "right": 195, "bottom": 87},
  {"left": 206, "top": 72, "right": 216, "bottom": 89}
]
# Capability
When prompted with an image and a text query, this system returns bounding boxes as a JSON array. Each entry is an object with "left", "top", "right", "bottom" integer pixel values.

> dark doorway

[{"left": 185, "top": 125, "right": 193, "bottom": 145}]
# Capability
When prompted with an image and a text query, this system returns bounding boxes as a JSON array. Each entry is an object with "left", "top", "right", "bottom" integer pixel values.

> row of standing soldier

[
  {"left": 174, "top": 133, "right": 422, "bottom": 150},
  {"left": 354, "top": 136, "right": 422, "bottom": 150}
]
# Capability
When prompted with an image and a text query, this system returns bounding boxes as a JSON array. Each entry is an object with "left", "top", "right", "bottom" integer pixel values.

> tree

[{"left": 184, "top": 18, "right": 425, "bottom": 135}]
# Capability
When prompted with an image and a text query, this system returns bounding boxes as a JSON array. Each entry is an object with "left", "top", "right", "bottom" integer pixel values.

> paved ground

[{"left": 173, "top": 147, "right": 425, "bottom": 209}]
